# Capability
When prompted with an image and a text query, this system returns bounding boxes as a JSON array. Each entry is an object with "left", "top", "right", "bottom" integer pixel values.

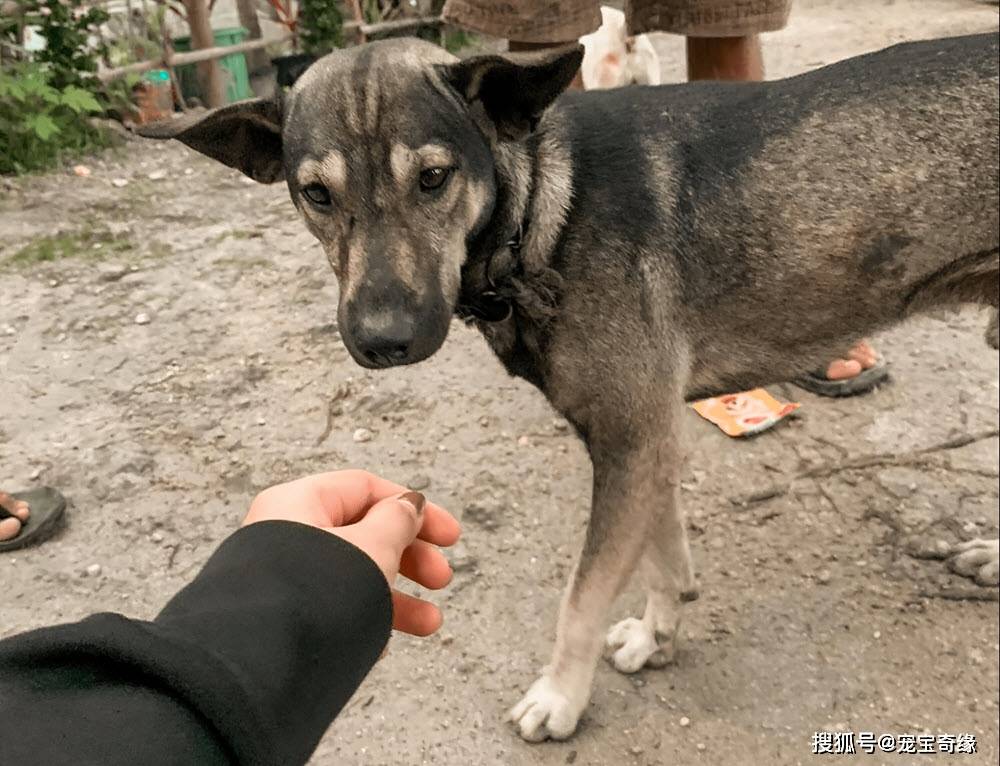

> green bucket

[{"left": 173, "top": 27, "right": 252, "bottom": 104}]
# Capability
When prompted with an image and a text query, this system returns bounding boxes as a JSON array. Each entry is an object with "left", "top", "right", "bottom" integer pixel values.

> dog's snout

[{"left": 353, "top": 312, "right": 416, "bottom": 368}]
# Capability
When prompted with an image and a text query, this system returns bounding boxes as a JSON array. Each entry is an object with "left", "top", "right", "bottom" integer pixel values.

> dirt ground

[{"left": 1, "top": 1, "right": 998, "bottom": 764}]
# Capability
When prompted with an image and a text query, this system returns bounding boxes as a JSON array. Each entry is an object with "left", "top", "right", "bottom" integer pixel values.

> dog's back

[{"left": 551, "top": 33, "right": 999, "bottom": 396}]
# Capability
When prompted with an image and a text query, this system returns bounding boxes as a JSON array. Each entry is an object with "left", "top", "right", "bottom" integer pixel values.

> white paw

[
  {"left": 509, "top": 675, "right": 586, "bottom": 742},
  {"left": 949, "top": 538, "right": 1000, "bottom": 587},
  {"left": 605, "top": 617, "right": 674, "bottom": 673}
]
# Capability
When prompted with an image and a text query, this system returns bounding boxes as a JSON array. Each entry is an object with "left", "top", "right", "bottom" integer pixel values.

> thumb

[{"left": 336, "top": 491, "right": 425, "bottom": 584}]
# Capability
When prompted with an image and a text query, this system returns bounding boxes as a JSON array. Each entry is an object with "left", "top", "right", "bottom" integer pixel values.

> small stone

[
  {"left": 183, "top": 168, "right": 194, "bottom": 176},
  {"left": 697, "top": 743, "right": 706, "bottom": 751},
  {"left": 151, "top": 531, "right": 164, "bottom": 543},
  {"left": 517, "top": 435, "right": 531, "bottom": 447},
  {"left": 353, "top": 427, "right": 373, "bottom": 443},
  {"left": 111, "top": 177, "right": 129, "bottom": 188},
  {"left": 679, "top": 716, "right": 691, "bottom": 727},
  {"left": 553, "top": 419, "right": 569, "bottom": 432},
  {"left": 629, "top": 745, "right": 644, "bottom": 755},
  {"left": 2, "top": 325, "right": 14, "bottom": 336},
  {"left": 98, "top": 263, "right": 129, "bottom": 283},
  {"left": 29, "top": 467, "right": 42, "bottom": 480},
  {"left": 86, "top": 564, "right": 102, "bottom": 577},
  {"left": 816, "top": 569, "right": 832, "bottom": 585},
  {"left": 409, "top": 474, "right": 431, "bottom": 491},
  {"left": 72, "top": 164, "right": 91, "bottom": 177},
  {"left": 256, "top": 417, "right": 266, "bottom": 426},
  {"left": 147, "top": 170, "right": 167, "bottom": 181},
  {"left": 134, "top": 312, "right": 151, "bottom": 325},
  {"left": 873, "top": 630, "right": 881, "bottom": 639}
]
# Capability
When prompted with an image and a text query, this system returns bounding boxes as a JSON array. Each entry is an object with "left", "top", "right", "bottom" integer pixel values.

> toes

[
  {"left": 975, "top": 559, "right": 1000, "bottom": 588},
  {"left": 509, "top": 677, "right": 582, "bottom": 742},
  {"left": 826, "top": 358, "right": 862, "bottom": 381},
  {"left": 605, "top": 617, "right": 673, "bottom": 674},
  {"left": 948, "top": 539, "right": 1000, "bottom": 586},
  {"left": 0, "top": 491, "right": 30, "bottom": 521},
  {"left": 0, "top": 516, "right": 22, "bottom": 542},
  {"left": 846, "top": 340, "right": 878, "bottom": 368}
]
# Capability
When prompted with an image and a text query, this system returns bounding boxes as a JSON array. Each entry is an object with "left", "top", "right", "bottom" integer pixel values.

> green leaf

[
  {"left": 61, "top": 86, "right": 103, "bottom": 114},
  {"left": 25, "top": 113, "right": 60, "bottom": 141}
]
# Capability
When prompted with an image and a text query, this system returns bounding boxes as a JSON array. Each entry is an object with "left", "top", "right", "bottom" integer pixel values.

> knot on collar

[{"left": 456, "top": 227, "right": 525, "bottom": 323}]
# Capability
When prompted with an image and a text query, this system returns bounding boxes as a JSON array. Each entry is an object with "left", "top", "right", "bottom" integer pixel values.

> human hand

[{"left": 244, "top": 470, "right": 461, "bottom": 637}]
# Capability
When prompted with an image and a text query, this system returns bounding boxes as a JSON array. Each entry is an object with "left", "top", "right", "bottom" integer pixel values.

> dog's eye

[
  {"left": 302, "top": 184, "right": 332, "bottom": 207},
  {"left": 419, "top": 167, "right": 451, "bottom": 192}
]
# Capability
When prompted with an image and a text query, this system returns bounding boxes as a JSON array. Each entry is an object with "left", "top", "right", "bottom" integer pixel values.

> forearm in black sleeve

[{"left": 0, "top": 520, "right": 393, "bottom": 766}]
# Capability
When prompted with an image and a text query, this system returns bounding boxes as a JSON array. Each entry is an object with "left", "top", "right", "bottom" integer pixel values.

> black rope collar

[{"left": 455, "top": 219, "right": 527, "bottom": 323}]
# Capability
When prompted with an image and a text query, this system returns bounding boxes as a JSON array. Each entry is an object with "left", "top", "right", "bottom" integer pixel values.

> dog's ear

[
  {"left": 439, "top": 44, "right": 584, "bottom": 141},
  {"left": 136, "top": 98, "right": 284, "bottom": 183}
]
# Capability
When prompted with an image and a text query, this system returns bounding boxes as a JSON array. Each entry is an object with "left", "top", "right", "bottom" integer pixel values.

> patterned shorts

[{"left": 441, "top": 0, "right": 791, "bottom": 43}]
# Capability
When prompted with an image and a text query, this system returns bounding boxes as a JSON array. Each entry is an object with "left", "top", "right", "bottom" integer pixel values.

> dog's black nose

[{"left": 353, "top": 315, "right": 415, "bottom": 368}]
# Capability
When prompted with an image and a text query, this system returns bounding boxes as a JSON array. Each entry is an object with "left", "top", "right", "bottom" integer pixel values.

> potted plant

[{"left": 269, "top": 0, "right": 342, "bottom": 88}]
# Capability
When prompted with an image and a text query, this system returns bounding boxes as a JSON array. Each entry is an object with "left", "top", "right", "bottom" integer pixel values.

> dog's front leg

[
  {"left": 604, "top": 475, "right": 697, "bottom": 673},
  {"left": 509, "top": 410, "right": 682, "bottom": 742}
]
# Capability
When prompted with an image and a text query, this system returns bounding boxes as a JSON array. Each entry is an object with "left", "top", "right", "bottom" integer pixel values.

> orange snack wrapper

[{"left": 691, "top": 388, "right": 800, "bottom": 437}]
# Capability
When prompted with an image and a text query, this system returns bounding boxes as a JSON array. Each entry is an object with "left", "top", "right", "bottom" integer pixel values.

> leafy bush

[
  {"left": 299, "top": 0, "right": 344, "bottom": 56},
  {"left": 21, "top": 0, "right": 109, "bottom": 90},
  {"left": 0, "top": 63, "right": 107, "bottom": 174}
]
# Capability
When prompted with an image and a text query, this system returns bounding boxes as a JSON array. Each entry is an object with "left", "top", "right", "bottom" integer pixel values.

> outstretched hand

[{"left": 243, "top": 470, "right": 461, "bottom": 637}]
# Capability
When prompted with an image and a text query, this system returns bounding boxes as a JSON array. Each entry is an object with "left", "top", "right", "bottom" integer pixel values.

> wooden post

[
  {"left": 235, "top": 0, "right": 268, "bottom": 73},
  {"left": 181, "top": 0, "right": 226, "bottom": 108}
]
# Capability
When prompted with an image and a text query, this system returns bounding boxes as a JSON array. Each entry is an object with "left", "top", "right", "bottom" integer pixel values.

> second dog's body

[{"left": 143, "top": 31, "right": 1000, "bottom": 742}]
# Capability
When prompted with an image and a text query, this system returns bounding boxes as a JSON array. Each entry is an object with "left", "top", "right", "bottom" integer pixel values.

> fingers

[
  {"left": 399, "top": 539, "right": 453, "bottom": 590},
  {"left": 306, "top": 469, "right": 461, "bottom": 545},
  {"left": 391, "top": 590, "right": 443, "bottom": 636},
  {"left": 333, "top": 493, "right": 425, "bottom": 582}
]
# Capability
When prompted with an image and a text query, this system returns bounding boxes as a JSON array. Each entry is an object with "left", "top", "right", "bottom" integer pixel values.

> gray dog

[{"left": 142, "top": 32, "right": 1000, "bottom": 741}]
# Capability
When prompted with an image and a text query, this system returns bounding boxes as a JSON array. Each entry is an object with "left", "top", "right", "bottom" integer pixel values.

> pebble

[
  {"left": 72, "top": 164, "right": 91, "bottom": 177},
  {"left": 151, "top": 531, "right": 164, "bottom": 543},
  {"left": 816, "top": 569, "right": 832, "bottom": 585},
  {"left": 111, "top": 178, "right": 129, "bottom": 188},
  {"left": 353, "top": 427, "right": 373, "bottom": 443},
  {"left": 183, "top": 168, "right": 194, "bottom": 176},
  {"left": 629, "top": 745, "right": 643, "bottom": 755},
  {"left": 2, "top": 325, "right": 14, "bottom": 336},
  {"left": 86, "top": 564, "right": 102, "bottom": 577},
  {"left": 29, "top": 467, "right": 42, "bottom": 480},
  {"left": 873, "top": 630, "right": 881, "bottom": 639},
  {"left": 134, "top": 312, "right": 151, "bottom": 325},
  {"left": 147, "top": 170, "right": 167, "bottom": 181},
  {"left": 679, "top": 716, "right": 691, "bottom": 727},
  {"left": 408, "top": 474, "right": 431, "bottom": 491},
  {"left": 517, "top": 435, "right": 531, "bottom": 447},
  {"left": 697, "top": 743, "right": 706, "bottom": 751}
]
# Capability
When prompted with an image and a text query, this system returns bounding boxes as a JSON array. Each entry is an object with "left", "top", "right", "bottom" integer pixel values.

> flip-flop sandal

[
  {"left": 0, "top": 487, "right": 66, "bottom": 552},
  {"left": 794, "top": 358, "right": 890, "bottom": 398}
]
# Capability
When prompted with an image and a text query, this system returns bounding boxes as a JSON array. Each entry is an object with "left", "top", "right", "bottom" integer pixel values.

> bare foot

[
  {"left": 0, "top": 490, "right": 30, "bottom": 542},
  {"left": 824, "top": 340, "right": 879, "bottom": 381}
]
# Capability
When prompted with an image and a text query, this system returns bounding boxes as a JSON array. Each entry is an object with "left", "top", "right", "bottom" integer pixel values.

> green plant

[
  {"left": 9, "top": 226, "right": 133, "bottom": 266},
  {"left": 299, "top": 0, "right": 343, "bottom": 55},
  {"left": 0, "top": 62, "right": 107, "bottom": 174},
  {"left": 21, "top": 0, "right": 109, "bottom": 90}
]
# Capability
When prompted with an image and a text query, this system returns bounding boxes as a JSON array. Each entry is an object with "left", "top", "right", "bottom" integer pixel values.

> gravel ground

[{"left": 1, "top": 1, "right": 998, "bottom": 764}]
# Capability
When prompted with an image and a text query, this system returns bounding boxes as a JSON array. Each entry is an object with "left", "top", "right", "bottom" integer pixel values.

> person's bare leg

[
  {"left": 509, "top": 40, "right": 585, "bottom": 90},
  {"left": 687, "top": 35, "right": 878, "bottom": 383},
  {"left": 0, "top": 491, "right": 30, "bottom": 542},
  {"left": 686, "top": 35, "right": 763, "bottom": 81}
]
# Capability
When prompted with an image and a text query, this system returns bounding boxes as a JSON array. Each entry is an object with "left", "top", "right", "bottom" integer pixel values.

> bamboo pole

[
  {"left": 182, "top": 0, "right": 225, "bottom": 108},
  {"left": 97, "top": 15, "right": 444, "bottom": 84}
]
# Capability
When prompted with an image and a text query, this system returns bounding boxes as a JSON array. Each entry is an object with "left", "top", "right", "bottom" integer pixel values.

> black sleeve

[{"left": 0, "top": 520, "right": 393, "bottom": 766}]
